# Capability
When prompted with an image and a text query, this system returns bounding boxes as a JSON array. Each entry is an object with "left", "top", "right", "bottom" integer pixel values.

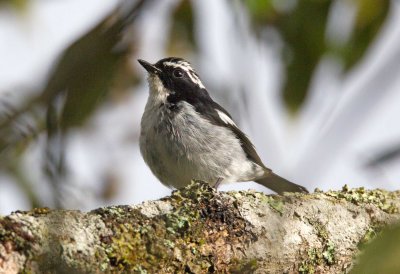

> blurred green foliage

[
  {"left": 0, "top": 0, "right": 147, "bottom": 208},
  {"left": 245, "top": 0, "right": 389, "bottom": 113},
  {"left": 0, "top": 0, "right": 393, "bottom": 209},
  {"left": 0, "top": 0, "right": 27, "bottom": 9},
  {"left": 341, "top": 0, "right": 390, "bottom": 70},
  {"left": 45, "top": 15, "right": 129, "bottom": 130},
  {"left": 278, "top": 1, "right": 332, "bottom": 114},
  {"left": 351, "top": 223, "right": 400, "bottom": 274},
  {"left": 168, "top": 0, "right": 195, "bottom": 55}
]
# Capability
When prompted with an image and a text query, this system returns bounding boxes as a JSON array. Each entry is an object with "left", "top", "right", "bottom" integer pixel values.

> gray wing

[{"left": 195, "top": 99, "right": 269, "bottom": 171}]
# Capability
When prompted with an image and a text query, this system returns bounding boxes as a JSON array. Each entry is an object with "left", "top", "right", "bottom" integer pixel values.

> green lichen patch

[
  {"left": 357, "top": 224, "right": 386, "bottom": 250},
  {"left": 265, "top": 195, "right": 285, "bottom": 215},
  {"left": 307, "top": 218, "right": 329, "bottom": 243},
  {"left": 229, "top": 258, "right": 258, "bottom": 273},
  {"left": 299, "top": 241, "right": 336, "bottom": 274},
  {"left": 325, "top": 185, "right": 398, "bottom": 214},
  {"left": 322, "top": 241, "right": 335, "bottom": 265},
  {"left": 299, "top": 248, "right": 321, "bottom": 274},
  {"left": 94, "top": 181, "right": 256, "bottom": 273},
  {"left": 359, "top": 227, "right": 377, "bottom": 248},
  {"left": 231, "top": 190, "right": 285, "bottom": 215},
  {"left": 299, "top": 218, "right": 336, "bottom": 273},
  {"left": 299, "top": 248, "right": 322, "bottom": 274}
]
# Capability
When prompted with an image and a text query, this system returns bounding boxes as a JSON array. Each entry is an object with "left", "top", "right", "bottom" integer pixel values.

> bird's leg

[{"left": 214, "top": 177, "right": 223, "bottom": 189}]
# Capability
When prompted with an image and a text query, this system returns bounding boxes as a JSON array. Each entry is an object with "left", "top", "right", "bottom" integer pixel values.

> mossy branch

[{"left": 1, "top": 181, "right": 399, "bottom": 273}]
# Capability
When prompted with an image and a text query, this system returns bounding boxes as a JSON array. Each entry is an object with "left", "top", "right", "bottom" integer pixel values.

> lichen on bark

[
  {"left": 0, "top": 181, "right": 399, "bottom": 273},
  {"left": 95, "top": 182, "right": 256, "bottom": 273}
]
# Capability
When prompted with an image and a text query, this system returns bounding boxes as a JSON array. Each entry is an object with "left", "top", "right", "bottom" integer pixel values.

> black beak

[{"left": 138, "top": 59, "right": 161, "bottom": 74}]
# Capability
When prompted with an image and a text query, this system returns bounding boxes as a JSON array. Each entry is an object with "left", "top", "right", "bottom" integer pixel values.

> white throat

[{"left": 147, "top": 74, "right": 170, "bottom": 105}]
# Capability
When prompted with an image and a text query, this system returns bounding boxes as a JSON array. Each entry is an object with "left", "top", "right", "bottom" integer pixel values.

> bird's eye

[{"left": 173, "top": 69, "right": 184, "bottom": 78}]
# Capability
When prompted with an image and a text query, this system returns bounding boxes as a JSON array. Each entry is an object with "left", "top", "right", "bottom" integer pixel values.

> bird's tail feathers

[{"left": 256, "top": 173, "right": 308, "bottom": 194}]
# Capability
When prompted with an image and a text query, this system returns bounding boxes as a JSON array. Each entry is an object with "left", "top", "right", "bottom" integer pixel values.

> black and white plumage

[{"left": 138, "top": 57, "right": 308, "bottom": 194}]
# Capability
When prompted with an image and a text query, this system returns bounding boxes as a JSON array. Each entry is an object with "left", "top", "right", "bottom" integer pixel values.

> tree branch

[{"left": 1, "top": 181, "right": 399, "bottom": 273}]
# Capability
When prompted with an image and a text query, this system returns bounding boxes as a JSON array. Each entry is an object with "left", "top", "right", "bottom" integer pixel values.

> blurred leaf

[
  {"left": 45, "top": 9, "right": 134, "bottom": 130},
  {"left": 351, "top": 223, "right": 400, "bottom": 274},
  {"left": 43, "top": 0, "right": 148, "bottom": 207},
  {"left": 8, "top": 158, "right": 43, "bottom": 209},
  {"left": 110, "top": 58, "right": 142, "bottom": 102},
  {"left": 101, "top": 173, "right": 120, "bottom": 201},
  {"left": 244, "top": 0, "right": 389, "bottom": 113},
  {"left": 0, "top": 0, "right": 149, "bottom": 207},
  {"left": 244, "top": 0, "right": 276, "bottom": 26},
  {"left": 340, "top": 0, "right": 390, "bottom": 70},
  {"left": 245, "top": 0, "right": 332, "bottom": 113},
  {"left": 278, "top": 1, "right": 332, "bottom": 113},
  {"left": 0, "top": 1, "right": 147, "bottom": 151},
  {"left": 0, "top": 97, "right": 43, "bottom": 157},
  {"left": 167, "top": 0, "right": 195, "bottom": 55},
  {"left": 0, "top": 0, "right": 27, "bottom": 10},
  {"left": 365, "top": 142, "right": 400, "bottom": 168}
]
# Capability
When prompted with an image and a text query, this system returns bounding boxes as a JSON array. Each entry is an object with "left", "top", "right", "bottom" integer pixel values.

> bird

[{"left": 138, "top": 57, "right": 308, "bottom": 194}]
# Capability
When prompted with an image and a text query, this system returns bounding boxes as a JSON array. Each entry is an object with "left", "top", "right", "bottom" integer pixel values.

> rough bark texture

[{"left": 0, "top": 181, "right": 399, "bottom": 273}]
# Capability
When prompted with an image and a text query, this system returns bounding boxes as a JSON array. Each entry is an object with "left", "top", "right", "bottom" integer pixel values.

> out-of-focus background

[{"left": 0, "top": 0, "right": 399, "bottom": 215}]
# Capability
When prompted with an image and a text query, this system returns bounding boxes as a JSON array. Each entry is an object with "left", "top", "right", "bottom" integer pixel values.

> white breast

[{"left": 140, "top": 97, "right": 265, "bottom": 189}]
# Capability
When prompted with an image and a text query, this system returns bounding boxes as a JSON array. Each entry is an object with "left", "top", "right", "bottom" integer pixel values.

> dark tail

[{"left": 256, "top": 173, "right": 309, "bottom": 194}]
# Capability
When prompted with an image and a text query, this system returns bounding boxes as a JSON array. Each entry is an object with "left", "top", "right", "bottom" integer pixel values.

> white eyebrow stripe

[
  {"left": 216, "top": 110, "right": 236, "bottom": 126},
  {"left": 163, "top": 61, "right": 206, "bottom": 89},
  {"left": 163, "top": 61, "right": 185, "bottom": 68},
  {"left": 187, "top": 71, "right": 205, "bottom": 89}
]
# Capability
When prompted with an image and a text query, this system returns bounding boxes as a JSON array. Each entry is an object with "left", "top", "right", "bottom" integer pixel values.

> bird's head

[{"left": 138, "top": 57, "right": 206, "bottom": 103}]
